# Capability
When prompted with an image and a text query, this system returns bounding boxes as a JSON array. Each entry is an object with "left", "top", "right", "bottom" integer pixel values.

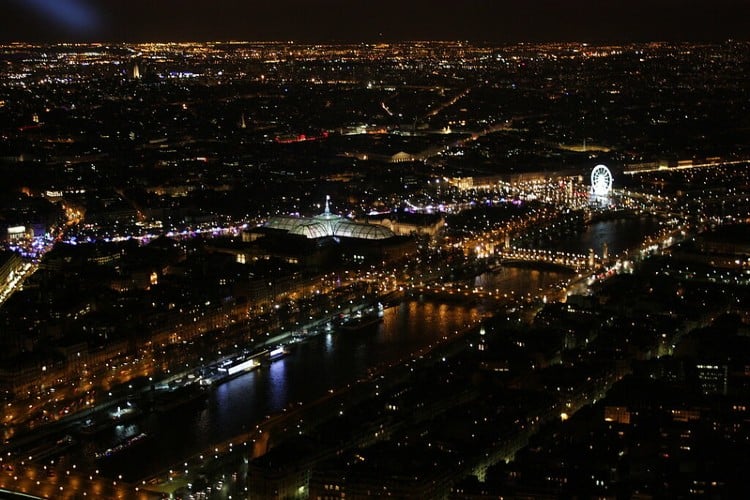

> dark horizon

[{"left": 3, "top": 0, "right": 750, "bottom": 44}]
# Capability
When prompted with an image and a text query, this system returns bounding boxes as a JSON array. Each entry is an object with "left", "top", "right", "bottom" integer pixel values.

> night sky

[{"left": 3, "top": 0, "right": 750, "bottom": 43}]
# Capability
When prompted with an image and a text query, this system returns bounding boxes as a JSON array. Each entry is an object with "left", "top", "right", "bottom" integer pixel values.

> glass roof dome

[{"left": 264, "top": 196, "right": 395, "bottom": 241}]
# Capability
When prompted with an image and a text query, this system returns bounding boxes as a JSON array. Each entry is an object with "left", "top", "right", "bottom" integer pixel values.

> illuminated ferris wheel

[{"left": 590, "top": 164, "right": 613, "bottom": 197}]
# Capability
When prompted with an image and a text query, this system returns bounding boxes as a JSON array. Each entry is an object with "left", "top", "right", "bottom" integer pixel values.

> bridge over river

[{"left": 498, "top": 247, "right": 599, "bottom": 272}]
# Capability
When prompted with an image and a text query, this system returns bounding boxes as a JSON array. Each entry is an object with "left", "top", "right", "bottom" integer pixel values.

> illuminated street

[{"left": 0, "top": 34, "right": 749, "bottom": 498}]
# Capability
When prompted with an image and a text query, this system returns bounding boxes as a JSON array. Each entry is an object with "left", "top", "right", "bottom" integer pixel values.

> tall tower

[
  {"left": 132, "top": 61, "right": 141, "bottom": 80},
  {"left": 602, "top": 242, "right": 609, "bottom": 261},
  {"left": 239, "top": 113, "right": 247, "bottom": 129}
]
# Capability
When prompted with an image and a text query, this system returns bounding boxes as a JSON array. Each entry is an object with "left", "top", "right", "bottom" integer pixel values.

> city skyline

[
  {"left": 0, "top": 36, "right": 748, "bottom": 499},
  {"left": 4, "top": 0, "right": 750, "bottom": 43}
]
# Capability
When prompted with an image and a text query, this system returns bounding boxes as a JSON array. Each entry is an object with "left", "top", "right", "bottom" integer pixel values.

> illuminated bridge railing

[{"left": 498, "top": 247, "right": 599, "bottom": 270}]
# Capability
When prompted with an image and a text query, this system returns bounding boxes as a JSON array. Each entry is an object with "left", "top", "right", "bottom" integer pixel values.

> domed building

[
  {"left": 264, "top": 197, "right": 395, "bottom": 241},
  {"left": 234, "top": 197, "right": 414, "bottom": 273}
]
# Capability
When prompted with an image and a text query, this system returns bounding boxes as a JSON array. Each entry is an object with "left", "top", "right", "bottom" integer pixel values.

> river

[
  {"left": 75, "top": 216, "right": 660, "bottom": 481},
  {"left": 534, "top": 215, "right": 662, "bottom": 256}
]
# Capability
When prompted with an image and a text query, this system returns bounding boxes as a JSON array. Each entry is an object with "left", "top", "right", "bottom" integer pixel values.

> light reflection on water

[
  {"left": 90, "top": 217, "right": 661, "bottom": 479},
  {"left": 534, "top": 217, "right": 662, "bottom": 255},
  {"left": 267, "top": 360, "right": 288, "bottom": 411},
  {"left": 97, "top": 289, "right": 498, "bottom": 479},
  {"left": 96, "top": 299, "right": 484, "bottom": 480},
  {"left": 475, "top": 267, "right": 573, "bottom": 292},
  {"left": 324, "top": 332, "right": 333, "bottom": 352}
]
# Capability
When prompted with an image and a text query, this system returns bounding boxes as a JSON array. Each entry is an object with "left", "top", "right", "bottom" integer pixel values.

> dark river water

[
  {"left": 77, "top": 216, "right": 660, "bottom": 480},
  {"left": 532, "top": 215, "right": 662, "bottom": 256},
  {"left": 90, "top": 301, "right": 484, "bottom": 480}
]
